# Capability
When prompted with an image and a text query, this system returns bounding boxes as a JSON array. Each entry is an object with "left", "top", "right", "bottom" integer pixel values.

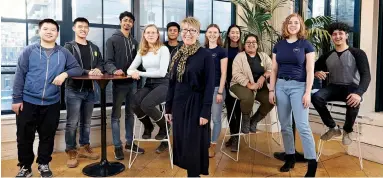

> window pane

[
  {"left": 2, "top": 23, "right": 26, "bottom": 66},
  {"left": 87, "top": 27, "right": 104, "bottom": 56},
  {"left": 199, "top": 33, "right": 206, "bottom": 45},
  {"left": 213, "top": 1, "right": 231, "bottom": 31},
  {"left": 28, "top": 24, "right": 60, "bottom": 45},
  {"left": 27, "top": 0, "right": 62, "bottom": 20},
  {"left": 140, "top": 0, "right": 163, "bottom": 27},
  {"left": 104, "top": 0, "right": 132, "bottom": 25},
  {"left": 164, "top": 0, "right": 186, "bottom": 25},
  {"left": 1, "top": 0, "right": 26, "bottom": 19},
  {"left": 1, "top": 74, "right": 15, "bottom": 111},
  {"left": 72, "top": 0, "right": 102, "bottom": 23},
  {"left": 330, "top": 0, "right": 355, "bottom": 46},
  {"left": 194, "top": 0, "right": 212, "bottom": 30},
  {"left": 306, "top": 0, "right": 325, "bottom": 19}
]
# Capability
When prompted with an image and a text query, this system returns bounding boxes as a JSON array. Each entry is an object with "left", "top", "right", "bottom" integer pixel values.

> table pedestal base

[{"left": 82, "top": 160, "right": 125, "bottom": 177}]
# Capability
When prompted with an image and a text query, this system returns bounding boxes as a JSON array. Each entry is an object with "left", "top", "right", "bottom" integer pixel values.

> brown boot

[
  {"left": 209, "top": 144, "right": 216, "bottom": 158},
  {"left": 66, "top": 149, "right": 79, "bottom": 168},
  {"left": 78, "top": 144, "right": 100, "bottom": 160}
]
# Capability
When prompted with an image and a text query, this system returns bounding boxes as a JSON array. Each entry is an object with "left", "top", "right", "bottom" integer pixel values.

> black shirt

[
  {"left": 77, "top": 42, "right": 93, "bottom": 89},
  {"left": 247, "top": 53, "right": 264, "bottom": 81}
]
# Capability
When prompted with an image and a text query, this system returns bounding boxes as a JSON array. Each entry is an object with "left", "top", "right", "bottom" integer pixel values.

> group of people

[{"left": 11, "top": 10, "right": 370, "bottom": 178}]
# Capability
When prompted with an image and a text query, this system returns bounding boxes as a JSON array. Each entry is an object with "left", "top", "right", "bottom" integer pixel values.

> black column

[{"left": 376, "top": 0, "right": 383, "bottom": 112}]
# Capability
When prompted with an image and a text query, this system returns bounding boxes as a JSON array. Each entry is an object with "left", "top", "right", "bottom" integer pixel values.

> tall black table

[{"left": 72, "top": 74, "right": 130, "bottom": 177}]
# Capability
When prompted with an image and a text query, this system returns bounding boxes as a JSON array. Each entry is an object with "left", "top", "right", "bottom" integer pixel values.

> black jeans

[
  {"left": 16, "top": 101, "right": 61, "bottom": 167},
  {"left": 132, "top": 78, "right": 168, "bottom": 121},
  {"left": 224, "top": 86, "right": 241, "bottom": 135},
  {"left": 311, "top": 84, "right": 360, "bottom": 133}
]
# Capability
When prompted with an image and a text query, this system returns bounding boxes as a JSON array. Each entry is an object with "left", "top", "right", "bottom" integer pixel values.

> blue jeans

[
  {"left": 210, "top": 87, "right": 226, "bottom": 143},
  {"left": 275, "top": 79, "right": 316, "bottom": 159},
  {"left": 111, "top": 82, "right": 136, "bottom": 148},
  {"left": 65, "top": 88, "right": 96, "bottom": 151}
]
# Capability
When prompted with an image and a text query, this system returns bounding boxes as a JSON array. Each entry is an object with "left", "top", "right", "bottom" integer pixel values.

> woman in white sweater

[{"left": 127, "top": 24, "right": 170, "bottom": 153}]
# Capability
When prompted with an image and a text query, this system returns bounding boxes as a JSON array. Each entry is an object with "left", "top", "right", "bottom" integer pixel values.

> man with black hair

[
  {"left": 63, "top": 17, "right": 103, "bottom": 168},
  {"left": 312, "top": 22, "right": 371, "bottom": 145},
  {"left": 104, "top": 11, "right": 145, "bottom": 160},
  {"left": 164, "top": 22, "right": 183, "bottom": 57},
  {"left": 13, "top": 18, "right": 82, "bottom": 177}
]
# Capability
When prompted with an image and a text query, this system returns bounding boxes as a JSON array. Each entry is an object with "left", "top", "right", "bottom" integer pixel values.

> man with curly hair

[{"left": 311, "top": 22, "right": 371, "bottom": 145}]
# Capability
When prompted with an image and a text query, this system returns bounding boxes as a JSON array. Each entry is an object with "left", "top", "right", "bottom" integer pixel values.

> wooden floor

[{"left": 2, "top": 131, "right": 383, "bottom": 177}]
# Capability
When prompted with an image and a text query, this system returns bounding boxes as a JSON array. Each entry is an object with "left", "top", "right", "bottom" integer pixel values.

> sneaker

[
  {"left": 320, "top": 126, "right": 342, "bottom": 141},
  {"left": 225, "top": 137, "right": 233, "bottom": 147},
  {"left": 209, "top": 143, "right": 216, "bottom": 158},
  {"left": 155, "top": 142, "right": 169, "bottom": 154},
  {"left": 16, "top": 166, "right": 32, "bottom": 177},
  {"left": 342, "top": 131, "right": 353, "bottom": 145},
  {"left": 38, "top": 164, "right": 52, "bottom": 178},
  {"left": 66, "top": 149, "right": 79, "bottom": 168},
  {"left": 125, "top": 143, "right": 145, "bottom": 154},
  {"left": 78, "top": 144, "right": 100, "bottom": 160},
  {"left": 114, "top": 147, "right": 124, "bottom": 160}
]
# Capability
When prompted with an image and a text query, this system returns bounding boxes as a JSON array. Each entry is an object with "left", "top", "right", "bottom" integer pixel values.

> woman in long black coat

[{"left": 165, "top": 17, "right": 215, "bottom": 177}]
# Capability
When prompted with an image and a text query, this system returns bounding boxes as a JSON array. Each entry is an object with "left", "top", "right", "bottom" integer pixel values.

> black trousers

[
  {"left": 16, "top": 101, "right": 61, "bottom": 167},
  {"left": 225, "top": 88, "right": 242, "bottom": 136},
  {"left": 311, "top": 84, "right": 360, "bottom": 133},
  {"left": 131, "top": 78, "right": 168, "bottom": 121}
]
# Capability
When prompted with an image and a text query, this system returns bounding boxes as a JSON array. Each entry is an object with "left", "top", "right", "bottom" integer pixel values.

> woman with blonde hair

[
  {"left": 128, "top": 24, "right": 170, "bottom": 152},
  {"left": 165, "top": 17, "right": 215, "bottom": 176},
  {"left": 204, "top": 24, "right": 228, "bottom": 158},
  {"left": 269, "top": 13, "right": 317, "bottom": 177}
]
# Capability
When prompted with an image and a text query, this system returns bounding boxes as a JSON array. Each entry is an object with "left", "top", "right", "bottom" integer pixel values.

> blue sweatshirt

[{"left": 12, "top": 43, "right": 82, "bottom": 105}]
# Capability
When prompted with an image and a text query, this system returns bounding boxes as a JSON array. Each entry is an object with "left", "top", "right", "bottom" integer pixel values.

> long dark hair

[
  {"left": 223, "top": 24, "right": 243, "bottom": 52},
  {"left": 204, "top": 24, "right": 223, "bottom": 48}
]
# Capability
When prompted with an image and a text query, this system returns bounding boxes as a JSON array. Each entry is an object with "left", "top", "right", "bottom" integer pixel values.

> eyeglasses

[
  {"left": 245, "top": 41, "right": 257, "bottom": 45},
  {"left": 181, "top": 28, "right": 198, "bottom": 35}
]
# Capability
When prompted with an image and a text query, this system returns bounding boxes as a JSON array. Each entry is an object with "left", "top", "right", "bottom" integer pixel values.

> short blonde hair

[
  {"left": 282, "top": 13, "right": 306, "bottom": 39},
  {"left": 180, "top": 17, "right": 201, "bottom": 32}
]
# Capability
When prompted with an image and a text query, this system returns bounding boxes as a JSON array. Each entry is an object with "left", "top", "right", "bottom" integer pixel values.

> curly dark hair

[{"left": 327, "top": 22, "right": 351, "bottom": 35}]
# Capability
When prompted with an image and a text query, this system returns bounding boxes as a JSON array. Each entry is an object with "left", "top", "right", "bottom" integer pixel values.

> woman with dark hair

[
  {"left": 223, "top": 24, "right": 243, "bottom": 152},
  {"left": 269, "top": 13, "right": 317, "bottom": 177},
  {"left": 230, "top": 34, "right": 274, "bottom": 133},
  {"left": 165, "top": 17, "right": 215, "bottom": 177},
  {"left": 204, "top": 24, "right": 228, "bottom": 158}
]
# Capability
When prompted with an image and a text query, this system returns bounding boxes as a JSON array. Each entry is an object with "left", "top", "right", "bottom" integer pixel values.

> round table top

[{"left": 72, "top": 74, "right": 131, "bottom": 80}]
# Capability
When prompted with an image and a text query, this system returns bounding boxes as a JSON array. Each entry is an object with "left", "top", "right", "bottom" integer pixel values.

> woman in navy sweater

[{"left": 269, "top": 13, "right": 317, "bottom": 177}]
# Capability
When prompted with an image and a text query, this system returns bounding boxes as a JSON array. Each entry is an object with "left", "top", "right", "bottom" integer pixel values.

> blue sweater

[{"left": 12, "top": 43, "right": 82, "bottom": 105}]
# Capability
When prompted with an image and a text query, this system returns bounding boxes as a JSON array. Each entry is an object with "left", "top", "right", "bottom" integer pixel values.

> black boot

[
  {"left": 250, "top": 112, "right": 265, "bottom": 133},
  {"left": 305, "top": 159, "right": 317, "bottom": 177},
  {"left": 280, "top": 154, "right": 296, "bottom": 172},
  {"left": 231, "top": 136, "right": 239, "bottom": 152},
  {"left": 154, "top": 116, "right": 168, "bottom": 140},
  {"left": 274, "top": 151, "right": 308, "bottom": 162},
  {"left": 241, "top": 114, "right": 251, "bottom": 134},
  {"left": 139, "top": 116, "right": 154, "bottom": 139}
]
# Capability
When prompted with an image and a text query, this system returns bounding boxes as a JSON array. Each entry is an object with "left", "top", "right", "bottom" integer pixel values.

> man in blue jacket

[{"left": 12, "top": 19, "right": 82, "bottom": 177}]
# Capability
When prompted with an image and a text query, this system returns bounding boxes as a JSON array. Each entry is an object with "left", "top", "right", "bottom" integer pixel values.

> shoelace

[
  {"left": 17, "top": 166, "right": 29, "bottom": 175},
  {"left": 39, "top": 164, "right": 49, "bottom": 172}
]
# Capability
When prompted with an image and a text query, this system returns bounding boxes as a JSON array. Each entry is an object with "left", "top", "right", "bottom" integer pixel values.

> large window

[
  {"left": 1, "top": 0, "right": 235, "bottom": 114},
  {"left": 305, "top": 0, "right": 360, "bottom": 47}
]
